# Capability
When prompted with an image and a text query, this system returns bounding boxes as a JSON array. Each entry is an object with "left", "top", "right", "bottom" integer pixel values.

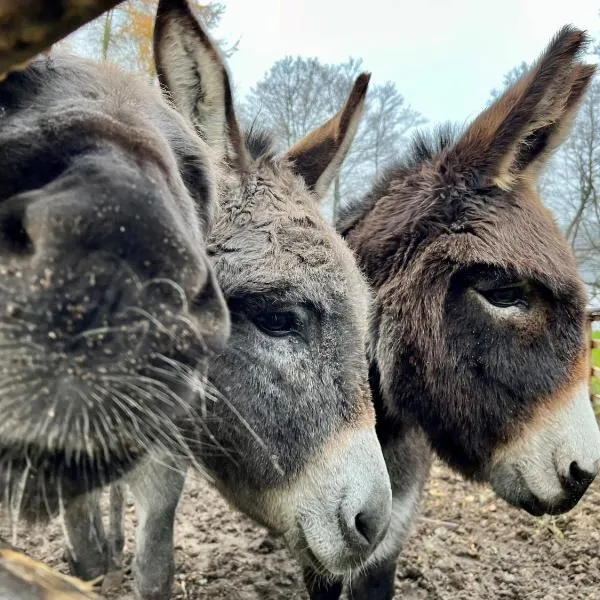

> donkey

[
  {"left": 60, "top": 1, "right": 392, "bottom": 598},
  {"left": 295, "top": 26, "right": 600, "bottom": 600},
  {"left": 0, "top": 48, "right": 231, "bottom": 526}
]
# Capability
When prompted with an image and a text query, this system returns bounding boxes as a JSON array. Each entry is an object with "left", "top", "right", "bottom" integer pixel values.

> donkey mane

[
  {"left": 337, "top": 122, "right": 462, "bottom": 237},
  {"left": 244, "top": 127, "right": 277, "bottom": 162}
]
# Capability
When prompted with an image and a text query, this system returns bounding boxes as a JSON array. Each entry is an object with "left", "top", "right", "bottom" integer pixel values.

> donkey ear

[
  {"left": 153, "top": 0, "right": 247, "bottom": 168},
  {"left": 515, "top": 62, "right": 596, "bottom": 180},
  {"left": 285, "top": 73, "right": 371, "bottom": 199},
  {"left": 452, "top": 26, "right": 593, "bottom": 189}
]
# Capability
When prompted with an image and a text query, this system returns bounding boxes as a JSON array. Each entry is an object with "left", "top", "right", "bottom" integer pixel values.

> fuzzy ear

[
  {"left": 285, "top": 73, "right": 371, "bottom": 199},
  {"left": 153, "top": 0, "right": 247, "bottom": 168},
  {"left": 515, "top": 62, "right": 596, "bottom": 180},
  {"left": 452, "top": 26, "right": 594, "bottom": 189}
]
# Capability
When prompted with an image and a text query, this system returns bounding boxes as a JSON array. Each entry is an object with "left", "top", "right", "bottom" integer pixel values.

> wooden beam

[
  {"left": 0, "top": 537, "right": 100, "bottom": 598},
  {"left": 0, "top": 0, "right": 125, "bottom": 78}
]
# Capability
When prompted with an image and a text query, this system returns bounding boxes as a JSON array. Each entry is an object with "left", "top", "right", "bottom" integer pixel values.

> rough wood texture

[
  {"left": 0, "top": 0, "right": 125, "bottom": 78},
  {"left": 0, "top": 538, "right": 99, "bottom": 599}
]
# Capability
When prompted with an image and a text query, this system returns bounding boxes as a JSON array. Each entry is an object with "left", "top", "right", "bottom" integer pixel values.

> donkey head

[
  {"left": 0, "top": 52, "right": 229, "bottom": 519},
  {"left": 343, "top": 27, "right": 600, "bottom": 516},
  {"left": 154, "top": 0, "right": 391, "bottom": 575}
]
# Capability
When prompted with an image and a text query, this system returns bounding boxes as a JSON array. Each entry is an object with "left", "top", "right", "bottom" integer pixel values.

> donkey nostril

[
  {"left": 0, "top": 211, "right": 33, "bottom": 256},
  {"left": 354, "top": 512, "right": 369, "bottom": 543},
  {"left": 346, "top": 505, "right": 386, "bottom": 551},
  {"left": 568, "top": 461, "right": 596, "bottom": 489}
]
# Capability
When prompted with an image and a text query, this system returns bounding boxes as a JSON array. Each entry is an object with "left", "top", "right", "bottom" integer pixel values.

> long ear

[
  {"left": 285, "top": 73, "right": 371, "bottom": 199},
  {"left": 153, "top": 0, "right": 247, "bottom": 169},
  {"left": 452, "top": 26, "right": 594, "bottom": 189}
]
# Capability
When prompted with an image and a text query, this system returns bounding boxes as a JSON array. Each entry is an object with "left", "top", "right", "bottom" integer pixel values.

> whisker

[
  {"left": 9, "top": 454, "right": 30, "bottom": 545},
  {"left": 72, "top": 323, "right": 148, "bottom": 340},
  {"left": 141, "top": 278, "right": 189, "bottom": 314},
  {"left": 121, "top": 307, "right": 173, "bottom": 338}
]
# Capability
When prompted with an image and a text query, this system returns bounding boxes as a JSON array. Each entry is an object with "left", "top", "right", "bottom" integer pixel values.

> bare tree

[
  {"left": 242, "top": 56, "right": 424, "bottom": 223},
  {"left": 358, "top": 82, "right": 425, "bottom": 175},
  {"left": 241, "top": 57, "right": 363, "bottom": 148},
  {"left": 543, "top": 77, "right": 600, "bottom": 299}
]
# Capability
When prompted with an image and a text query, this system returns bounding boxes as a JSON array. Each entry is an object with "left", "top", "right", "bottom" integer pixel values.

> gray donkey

[
  {"left": 61, "top": 1, "right": 392, "bottom": 598},
  {"left": 0, "top": 17, "right": 231, "bottom": 600},
  {"left": 0, "top": 47, "right": 230, "bottom": 521}
]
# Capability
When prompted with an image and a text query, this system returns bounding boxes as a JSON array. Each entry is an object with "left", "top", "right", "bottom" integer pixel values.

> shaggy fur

[
  {"left": 60, "top": 2, "right": 392, "bottom": 599},
  {"left": 308, "top": 25, "right": 600, "bottom": 600}
]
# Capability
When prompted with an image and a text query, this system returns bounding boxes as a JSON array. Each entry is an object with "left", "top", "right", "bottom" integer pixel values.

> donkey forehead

[
  {"left": 0, "top": 56, "right": 214, "bottom": 232},
  {"left": 401, "top": 172, "right": 579, "bottom": 287},
  {"left": 6, "top": 56, "right": 205, "bottom": 153},
  {"left": 211, "top": 184, "right": 371, "bottom": 316}
]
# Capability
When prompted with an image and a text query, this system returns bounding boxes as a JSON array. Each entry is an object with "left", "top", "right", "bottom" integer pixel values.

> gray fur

[
  {"left": 0, "top": 52, "right": 229, "bottom": 521},
  {"left": 60, "top": 2, "right": 392, "bottom": 599}
]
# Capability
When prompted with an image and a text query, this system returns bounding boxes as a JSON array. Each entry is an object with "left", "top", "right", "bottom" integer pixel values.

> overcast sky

[{"left": 215, "top": 0, "right": 600, "bottom": 126}]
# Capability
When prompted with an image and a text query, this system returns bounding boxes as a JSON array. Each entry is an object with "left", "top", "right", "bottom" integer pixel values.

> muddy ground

[{"left": 4, "top": 461, "right": 600, "bottom": 599}]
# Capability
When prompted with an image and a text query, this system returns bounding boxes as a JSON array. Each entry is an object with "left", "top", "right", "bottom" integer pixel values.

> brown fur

[
  {"left": 339, "top": 23, "right": 595, "bottom": 481},
  {"left": 307, "top": 25, "right": 600, "bottom": 600},
  {"left": 454, "top": 27, "right": 592, "bottom": 189},
  {"left": 518, "top": 354, "right": 589, "bottom": 436}
]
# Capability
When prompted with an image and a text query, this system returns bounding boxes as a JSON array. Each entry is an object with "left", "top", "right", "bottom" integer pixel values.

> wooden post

[
  {"left": 588, "top": 308, "right": 600, "bottom": 406},
  {"left": 0, "top": 0, "right": 125, "bottom": 78}
]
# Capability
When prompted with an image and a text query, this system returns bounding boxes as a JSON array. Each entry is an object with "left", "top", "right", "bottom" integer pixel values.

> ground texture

[{"left": 4, "top": 461, "right": 600, "bottom": 599}]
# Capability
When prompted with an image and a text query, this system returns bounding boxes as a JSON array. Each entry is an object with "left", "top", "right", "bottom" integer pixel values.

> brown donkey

[{"left": 300, "top": 26, "right": 600, "bottom": 600}]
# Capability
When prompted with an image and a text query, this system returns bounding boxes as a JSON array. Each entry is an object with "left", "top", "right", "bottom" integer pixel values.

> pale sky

[{"left": 215, "top": 0, "right": 600, "bottom": 125}]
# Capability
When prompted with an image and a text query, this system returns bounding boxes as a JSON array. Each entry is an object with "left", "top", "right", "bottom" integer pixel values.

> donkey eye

[
  {"left": 478, "top": 285, "right": 529, "bottom": 309},
  {"left": 253, "top": 311, "right": 300, "bottom": 337}
]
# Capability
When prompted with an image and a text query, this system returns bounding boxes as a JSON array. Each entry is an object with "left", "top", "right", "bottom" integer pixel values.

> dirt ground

[{"left": 4, "top": 461, "right": 600, "bottom": 599}]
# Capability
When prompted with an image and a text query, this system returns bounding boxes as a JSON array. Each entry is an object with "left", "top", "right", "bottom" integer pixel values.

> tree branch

[{"left": 0, "top": 0, "right": 125, "bottom": 77}]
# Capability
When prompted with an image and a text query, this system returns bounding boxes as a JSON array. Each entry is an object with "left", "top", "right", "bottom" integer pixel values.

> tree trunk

[
  {"left": 332, "top": 174, "right": 341, "bottom": 225},
  {"left": 101, "top": 9, "right": 114, "bottom": 61},
  {"left": 0, "top": 0, "right": 125, "bottom": 78}
]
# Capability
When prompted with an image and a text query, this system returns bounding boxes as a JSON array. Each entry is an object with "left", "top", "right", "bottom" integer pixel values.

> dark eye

[
  {"left": 478, "top": 285, "right": 529, "bottom": 309},
  {"left": 253, "top": 311, "right": 299, "bottom": 337}
]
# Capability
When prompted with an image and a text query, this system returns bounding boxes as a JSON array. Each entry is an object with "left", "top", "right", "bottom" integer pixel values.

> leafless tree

[
  {"left": 543, "top": 77, "right": 600, "bottom": 300},
  {"left": 242, "top": 56, "right": 424, "bottom": 223}
]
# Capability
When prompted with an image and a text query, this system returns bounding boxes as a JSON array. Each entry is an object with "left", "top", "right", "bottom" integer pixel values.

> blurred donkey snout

[{"left": 491, "top": 381, "right": 600, "bottom": 516}]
